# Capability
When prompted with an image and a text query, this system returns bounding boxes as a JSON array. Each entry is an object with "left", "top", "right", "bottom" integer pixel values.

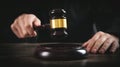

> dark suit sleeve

[
  {"left": 94, "top": 0, "right": 120, "bottom": 39},
  {"left": 107, "top": 1, "right": 120, "bottom": 38}
]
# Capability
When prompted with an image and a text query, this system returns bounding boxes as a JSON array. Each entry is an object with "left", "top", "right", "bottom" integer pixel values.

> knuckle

[
  {"left": 87, "top": 44, "right": 93, "bottom": 50},
  {"left": 28, "top": 14, "right": 36, "bottom": 18},
  {"left": 97, "top": 38, "right": 103, "bottom": 43},
  {"left": 98, "top": 31, "right": 104, "bottom": 34},
  {"left": 105, "top": 39, "right": 113, "bottom": 46},
  {"left": 11, "top": 24, "right": 17, "bottom": 32},
  {"left": 26, "top": 24, "right": 32, "bottom": 29},
  {"left": 91, "top": 38, "right": 96, "bottom": 42},
  {"left": 105, "top": 40, "right": 111, "bottom": 45},
  {"left": 100, "top": 36, "right": 106, "bottom": 41},
  {"left": 103, "top": 43, "right": 110, "bottom": 49},
  {"left": 14, "top": 19, "right": 19, "bottom": 25},
  {"left": 10, "top": 24, "right": 14, "bottom": 29},
  {"left": 101, "top": 47, "right": 106, "bottom": 51},
  {"left": 29, "top": 14, "right": 35, "bottom": 16},
  {"left": 105, "top": 33, "right": 111, "bottom": 37},
  {"left": 96, "top": 31, "right": 104, "bottom": 36},
  {"left": 97, "top": 31, "right": 107, "bottom": 36}
]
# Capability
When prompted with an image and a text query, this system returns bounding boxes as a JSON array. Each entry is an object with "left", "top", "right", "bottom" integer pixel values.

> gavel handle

[{"left": 34, "top": 24, "right": 50, "bottom": 30}]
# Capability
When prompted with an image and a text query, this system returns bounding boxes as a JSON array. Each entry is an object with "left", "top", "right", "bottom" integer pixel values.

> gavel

[
  {"left": 34, "top": 9, "right": 88, "bottom": 60},
  {"left": 34, "top": 9, "right": 68, "bottom": 42}
]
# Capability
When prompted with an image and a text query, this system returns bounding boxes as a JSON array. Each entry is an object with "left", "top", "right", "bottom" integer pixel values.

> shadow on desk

[{"left": 0, "top": 43, "right": 120, "bottom": 67}]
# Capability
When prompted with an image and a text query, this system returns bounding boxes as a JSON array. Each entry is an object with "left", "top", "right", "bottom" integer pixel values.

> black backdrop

[
  {"left": 0, "top": 0, "right": 61, "bottom": 43},
  {"left": 0, "top": 0, "right": 120, "bottom": 43}
]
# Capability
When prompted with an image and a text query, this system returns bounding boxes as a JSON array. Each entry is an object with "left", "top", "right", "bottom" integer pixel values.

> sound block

[{"left": 34, "top": 43, "right": 88, "bottom": 61}]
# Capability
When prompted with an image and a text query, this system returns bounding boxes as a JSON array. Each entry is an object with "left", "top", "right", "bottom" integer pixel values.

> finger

[
  {"left": 99, "top": 38, "right": 113, "bottom": 54},
  {"left": 24, "top": 14, "right": 38, "bottom": 37},
  {"left": 12, "top": 19, "right": 28, "bottom": 38},
  {"left": 17, "top": 19, "right": 33, "bottom": 38},
  {"left": 26, "top": 24, "right": 36, "bottom": 37},
  {"left": 91, "top": 34, "right": 107, "bottom": 53},
  {"left": 33, "top": 17, "right": 41, "bottom": 27},
  {"left": 110, "top": 41, "right": 119, "bottom": 53},
  {"left": 86, "top": 31, "right": 102, "bottom": 52},
  {"left": 82, "top": 39, "right": 90, "bottom": 47},
  {"left": 11, "top": 24, "right": 21, "bottom": 38},
  {"left": 19, "top": 19, "right": 33, "bottom": 37}
]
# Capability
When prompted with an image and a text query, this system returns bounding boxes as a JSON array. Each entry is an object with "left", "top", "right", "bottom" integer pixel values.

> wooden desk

[{"left": 0, "top": 43, "right": 120, "bottom": 67}]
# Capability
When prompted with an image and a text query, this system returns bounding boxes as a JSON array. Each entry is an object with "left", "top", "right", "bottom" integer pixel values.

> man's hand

[
  {"left": 11, "top": 14, "right": 41, "bottom": 38},
  {"left": 82, "top": 31, "right": 119, "bottom": 54}
]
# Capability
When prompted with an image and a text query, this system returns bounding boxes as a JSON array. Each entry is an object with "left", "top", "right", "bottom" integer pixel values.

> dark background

[
  {"left": 0, "top": 0, "right": 120, "bottom": 43},
  {"left": 0, "top": 0, "right": 59, "bottom": 43}
]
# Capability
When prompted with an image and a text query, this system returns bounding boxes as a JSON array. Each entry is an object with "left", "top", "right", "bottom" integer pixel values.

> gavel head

[{"left": 49, "top": 9, "right": 68, "bottom": 42}]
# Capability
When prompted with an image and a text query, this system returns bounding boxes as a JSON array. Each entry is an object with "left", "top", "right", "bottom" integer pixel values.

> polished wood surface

[{"left": 0, "top": 43, "right": 120, "bottom": 67}]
